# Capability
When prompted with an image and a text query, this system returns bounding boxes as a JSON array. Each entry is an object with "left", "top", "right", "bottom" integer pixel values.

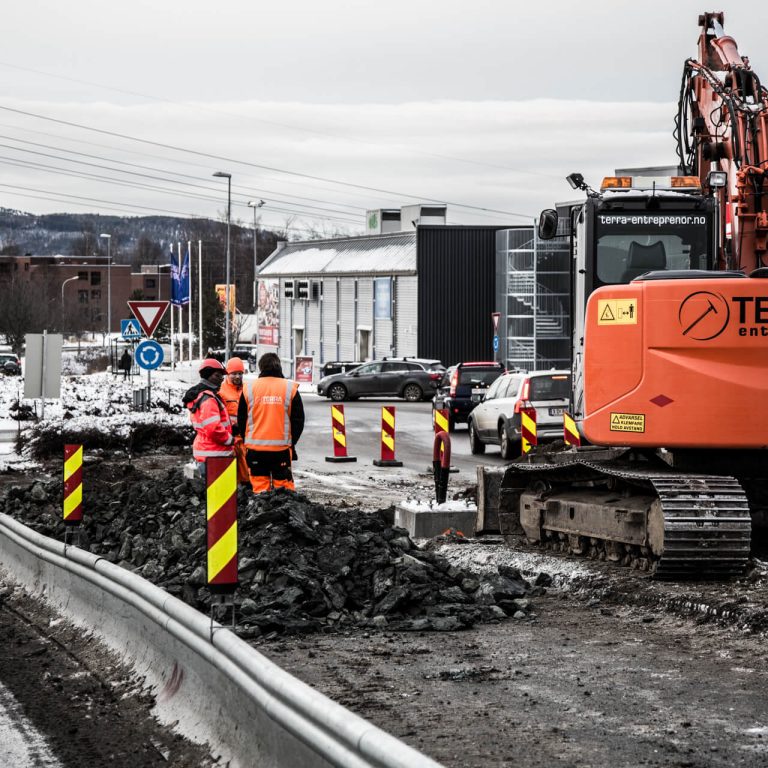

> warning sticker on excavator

[
  {"left": 597, "top": 299, "right": 638, "bottom": 325},
  {"left": 609, "top": 412, "right": 645, "bottom": 432}
]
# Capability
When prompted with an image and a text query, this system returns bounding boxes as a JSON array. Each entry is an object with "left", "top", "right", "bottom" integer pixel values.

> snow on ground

[{"left": 436, "top": 541, "right": 594, "bottom": 586}]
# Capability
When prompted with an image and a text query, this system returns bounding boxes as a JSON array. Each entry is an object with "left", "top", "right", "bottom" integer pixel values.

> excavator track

[{"left": 503, "top": 456, "right": 752, "bottom": 579}]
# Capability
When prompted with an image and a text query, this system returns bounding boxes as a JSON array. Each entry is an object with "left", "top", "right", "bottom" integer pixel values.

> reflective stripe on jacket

[
  {"left": 243, "top": 377, "right": 299, "bottom": 451},
  {"left": 217, "top": 378, "right": 242, "bottom": 427},
  {"left": 187, "top": 390, "right": 234, "bottom": 461}
]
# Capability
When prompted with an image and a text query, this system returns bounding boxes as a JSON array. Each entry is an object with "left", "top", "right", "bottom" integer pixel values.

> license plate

[
  {"left": 549, "top": 407, "right": 564, "bottom": 416},
  {"left": 471, "top": 389, "right": 485, "bottom": 403}
]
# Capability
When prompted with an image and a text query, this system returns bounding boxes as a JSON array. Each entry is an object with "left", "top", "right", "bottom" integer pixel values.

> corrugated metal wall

[
  {"left": 322, "top": 278, "right": 338, "bottom": 362},
  {"left": 339, "top": 279, "right": 356, "bottom": 359},
  {"left": 306, "top": 290, "right": 321, "bottom": 359},
  {"left": 278, "top": 279, "right": 292, "bottom": 364},
  {"left": 417, "top": 227, "right": 509, "bottom": 366},
  {"left": 395, "top": 275, "right": 418, "bottom": 357}
]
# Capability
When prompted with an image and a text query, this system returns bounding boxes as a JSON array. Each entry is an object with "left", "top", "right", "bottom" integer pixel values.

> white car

[{"left": 467, "top": 370, "right": 571, "bottom": 459}]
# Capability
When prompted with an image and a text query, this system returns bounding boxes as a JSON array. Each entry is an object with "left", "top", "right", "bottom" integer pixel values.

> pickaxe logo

[{"left": 678, "top": 291, "right": 730, "bottom": 340}]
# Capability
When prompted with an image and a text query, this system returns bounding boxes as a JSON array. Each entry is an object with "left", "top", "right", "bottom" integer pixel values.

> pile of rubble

[{"left": 1, "top": 466, "right": 549, "bottom": 636}]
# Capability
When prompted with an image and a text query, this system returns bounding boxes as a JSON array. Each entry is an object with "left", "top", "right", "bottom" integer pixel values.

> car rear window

[
  {"left": 529, "top": 374, "right": 571, "bottom": 400},
  {"left": 458, "top": 367, "right": 503, "bottom": 386}
]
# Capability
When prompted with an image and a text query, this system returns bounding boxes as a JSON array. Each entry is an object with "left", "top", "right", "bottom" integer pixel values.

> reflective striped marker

[
  {"left": 521, "top": 407, "right": 537, "bottom": 454},
  {"left": 433, "top": 408, "right": 449, "bottom": 435},
  {"left": 433, "top": 408, "right": 449, "bottom": 462},
  {"left": 563, "top": 412, "right": 582, "bottom": 447},
  {"left": 373, "top": 406, "right": 403, "bottom": 467},
  {"left": 63, "top": 444, "right": 83, "bottom": 525},
  {"left": 206, "top": 457, "right": 238, "bottom": 593},
  {"left": 325, "top": 404, "right": 357, "bottom": 463}
]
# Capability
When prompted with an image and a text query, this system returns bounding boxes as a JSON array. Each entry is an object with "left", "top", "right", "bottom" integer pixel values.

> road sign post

[
  {"left": 135, "top": 339, "right": 164, "bottom": 407},
  {"left": 491, "top": 312, "right": 501, "bottom": 361},
  {"left": 128, "top": 301, "right": 169, "bottom": 410}
]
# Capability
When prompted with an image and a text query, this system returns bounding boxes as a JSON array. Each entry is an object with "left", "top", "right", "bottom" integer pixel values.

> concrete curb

[{"left": 0, "top": 513, "right": 443, "bottom": 768}]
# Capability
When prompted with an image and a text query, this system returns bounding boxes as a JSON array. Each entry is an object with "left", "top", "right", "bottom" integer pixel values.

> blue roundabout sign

[{"left": 135, "top": 340, "right": 164, "bottom": 371}]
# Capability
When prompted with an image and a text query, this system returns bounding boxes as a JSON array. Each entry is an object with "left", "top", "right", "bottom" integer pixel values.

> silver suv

[{"left": 467, "top": 370, "right": 571, "bottom": 459}]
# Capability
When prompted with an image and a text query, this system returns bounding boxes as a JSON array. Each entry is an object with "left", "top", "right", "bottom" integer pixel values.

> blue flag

[{"left": 170, "top": 246, "right": 190, "bottom": 306}]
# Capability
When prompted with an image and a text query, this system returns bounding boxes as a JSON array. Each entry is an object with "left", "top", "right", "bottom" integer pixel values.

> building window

[
  {"left": 0, "top": 263, "right": 9, "bottom": 274},
  {"left": 91, "top": 272, "right": 101, "bottom": 286},
  {"left": 78, "top": 271, "right": 88, "bottom": 280},
  {"left": 78, "top": 290, "right": 88, "bottom": 304},
  {"left": 145, "top": 278, "right": 156, "bottom": 288},
  {"left": 24, "top": 262, "right": 29, "bottom": 271},
  {"left": 91, "top": 289, "right": 101, "bottom": 300}
]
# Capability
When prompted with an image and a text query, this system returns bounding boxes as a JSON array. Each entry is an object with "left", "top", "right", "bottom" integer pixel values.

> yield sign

[{"left": 127, "top": 300, "right": 169, "bottom": 337}]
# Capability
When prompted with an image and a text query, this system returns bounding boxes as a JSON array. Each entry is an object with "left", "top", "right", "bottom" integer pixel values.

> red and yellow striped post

[
  {"left": 563, "top": 412, "right": 582, "bottom": 447},
  {"left": 63, "top": 444, "right": 83, "bottom": 525},
  {"left": 373, "top": 406, "right": 403, "bottom": 467},
  {"left": 521, "top": 407, "right": 537, "bottom": 454},
  {"left": 325, "top": 404, "right": 357, "bottom": 463},
  {"left": 433, "top": 408, "right": 450, "bottom": 436},
  {"left": 206, "top": 457, "right": 238, "bottom": 593}
]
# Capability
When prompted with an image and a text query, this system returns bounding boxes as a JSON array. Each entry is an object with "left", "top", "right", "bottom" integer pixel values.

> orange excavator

[{"left": 503, "top": 11, "right": 768, "bottom": 578}]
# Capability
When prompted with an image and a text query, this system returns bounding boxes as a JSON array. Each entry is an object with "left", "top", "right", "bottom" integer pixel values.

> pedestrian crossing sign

[{"left": 121, "top": 319, "right": 142, "bottom": 339}]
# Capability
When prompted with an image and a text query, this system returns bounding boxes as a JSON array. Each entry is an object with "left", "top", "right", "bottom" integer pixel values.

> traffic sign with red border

[{"left": 127, "top": 301, "right": 170, "bottom": 337}]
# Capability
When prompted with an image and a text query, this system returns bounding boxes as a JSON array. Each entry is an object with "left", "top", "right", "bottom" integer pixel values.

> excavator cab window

[{"left": 594, "top": 213, "right": 712, "bottom": 286}]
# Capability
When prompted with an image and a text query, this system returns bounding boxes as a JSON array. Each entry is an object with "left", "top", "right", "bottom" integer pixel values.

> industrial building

[{"left": 257, "top": 204, "right": 571, "bottom": 377}]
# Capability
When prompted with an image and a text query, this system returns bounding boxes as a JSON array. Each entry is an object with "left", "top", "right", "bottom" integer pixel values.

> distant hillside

[{"left": 0, "top": 208, "right": 281, "bottom": 267}]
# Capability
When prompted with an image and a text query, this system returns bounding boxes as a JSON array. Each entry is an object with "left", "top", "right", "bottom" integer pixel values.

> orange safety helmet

[{"left": 226, "top": 357, "right": 245, "bottom": 373}]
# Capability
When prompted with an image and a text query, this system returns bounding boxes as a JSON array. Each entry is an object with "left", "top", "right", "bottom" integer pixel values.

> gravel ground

[
  {"left": 0, "top": 577, "right": 214, "bottom": 768},
  {"left": 4, "top": 448, "right": 768, "bottom": 768}
]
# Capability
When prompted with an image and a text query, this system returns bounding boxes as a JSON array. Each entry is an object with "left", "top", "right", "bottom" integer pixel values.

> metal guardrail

[{"left": 0, "top": 514, "right": 443, "bottom": 768}]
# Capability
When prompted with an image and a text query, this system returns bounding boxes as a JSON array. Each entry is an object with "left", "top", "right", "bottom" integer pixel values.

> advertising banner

[
  {"left": 215, "top": 284, "right": 236, "bottom": 315},
  {"left": 374, "top": 277, "right": 392, "bottom": 320},
  {"left": 294, "top": 355, "right": 314, "bottom": 384},
  {"left": 257, "top": 279, "right": 280, "bottom": 346}
]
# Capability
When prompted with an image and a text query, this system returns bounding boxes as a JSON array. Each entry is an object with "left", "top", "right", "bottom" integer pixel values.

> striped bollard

[
  {"left": 432, "top": 409, "right": 459, "bottom": 473},
  {"left": 373, "top": 406, "right": 403, "bottom": 467},
  {"left": 433, "top": 408, "right": 450, "bottom": 436},
  {"left": 325, "top": 404, "right": 357, "bottom": 463},
  {"left": 563, "top": 412, "right": 582, "bottom": 447},
  {"left": 521, "top": 407, "right": 537, "bottom": 455},
  {"left": 63, "top": 444, "right": 83, "bottom": 526},
  {"left": 206, "top": 457, "right": 238, "bottom": 594}
]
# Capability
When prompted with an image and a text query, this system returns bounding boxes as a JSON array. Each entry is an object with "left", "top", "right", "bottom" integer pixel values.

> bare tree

[{"left": 0, "top": 276, "right": 51, "bottom": 353}]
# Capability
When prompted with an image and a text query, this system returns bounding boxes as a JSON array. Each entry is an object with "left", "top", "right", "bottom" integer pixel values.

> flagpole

[
  {"left": 179, "top": 242, "right": 185, "bottom": 365},
  {"left": 187, "top": 240, "right": 193, "bottom": 362},
  {"left": 198, "top": 240, "right": 203, "bottom": 361}
]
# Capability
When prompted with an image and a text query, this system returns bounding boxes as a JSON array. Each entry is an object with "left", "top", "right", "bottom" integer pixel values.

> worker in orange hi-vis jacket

[
  {"left": 218, "top": 356, "right": 250, "bottom": 485},
  {"left": 237, "top": 352, "right": 304, "bottom": 493}
]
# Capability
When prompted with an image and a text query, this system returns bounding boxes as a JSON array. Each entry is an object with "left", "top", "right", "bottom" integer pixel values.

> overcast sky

[{"left": 0, "top": 0, "right": 765, "bottom": 237}]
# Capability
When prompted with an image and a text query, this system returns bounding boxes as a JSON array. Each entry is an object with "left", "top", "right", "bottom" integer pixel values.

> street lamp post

[
  {"left": 213, "top": 171, "right": 232, "bottom": 361},
  {"left": 60, "top": 275, "right": 80, "bottom": 330},
  {"left": 248, "top": 200, "right": 265, "bottom": 312},
  {"left": 99, "top": 233, "right": 112, "bottom": 342}
]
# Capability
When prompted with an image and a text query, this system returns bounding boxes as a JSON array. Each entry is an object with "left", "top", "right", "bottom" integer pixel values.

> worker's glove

[{"left": 291, "top": 446, "right": 298, "bottom": 461}]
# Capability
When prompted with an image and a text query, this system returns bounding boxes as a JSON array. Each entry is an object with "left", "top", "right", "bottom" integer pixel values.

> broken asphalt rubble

[{"left": 1, "top": 466, "right": 549, "bottom": 637}]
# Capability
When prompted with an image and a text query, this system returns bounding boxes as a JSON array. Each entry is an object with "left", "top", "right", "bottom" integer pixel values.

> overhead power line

[{"left": 0, "top": 104, "right": 533, "bottom": 219}]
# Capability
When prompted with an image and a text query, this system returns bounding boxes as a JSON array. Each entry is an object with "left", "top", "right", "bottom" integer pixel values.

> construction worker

[
  {"left": 218, "top": 356, "right": 250, "bottom": 485},
  {"left": 182, "top": 358, "right": 234, "bottom": 481},
  {"left": 237, "top": 352, "right": 304, "bottom": 493}
]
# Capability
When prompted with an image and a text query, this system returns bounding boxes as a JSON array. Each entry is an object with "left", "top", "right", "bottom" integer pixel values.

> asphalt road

[{"left": 297, "top": 393, "right": 507, "bottom": 481}]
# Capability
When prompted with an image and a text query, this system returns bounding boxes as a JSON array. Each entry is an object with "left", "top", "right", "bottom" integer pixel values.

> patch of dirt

[
  {"left": 266, "top": 595, "right": 768, "bottom": 768},
  {"left": 0, "top": 578, "right": 214, "bottom": 768}
]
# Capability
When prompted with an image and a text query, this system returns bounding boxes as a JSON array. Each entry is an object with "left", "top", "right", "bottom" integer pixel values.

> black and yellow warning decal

[
  {"left": 598, "top": 299, "right": 638, "bottom": 325},
  {"left": 609, "top": 412, "right": 645, "bottom": 432}
]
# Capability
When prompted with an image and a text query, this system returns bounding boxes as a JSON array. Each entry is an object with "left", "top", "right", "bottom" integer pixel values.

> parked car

[
  {"left": 0, "top": 353, "right": 21, "bottom": 376},
  {"left": 320, "top": 360, "right": 364, "bottom": 378},
  {"left": 317, "top": 358, "right": 445, "bottom": 402},
  {"left": 432, "top": 361, "right": 505, "bottom": 431},
  {"left": 209, "top": 348, "right": 258, "bottom": 372},
  {"left": 467, "top": 369, "right": 571, "bottom": 459}
]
